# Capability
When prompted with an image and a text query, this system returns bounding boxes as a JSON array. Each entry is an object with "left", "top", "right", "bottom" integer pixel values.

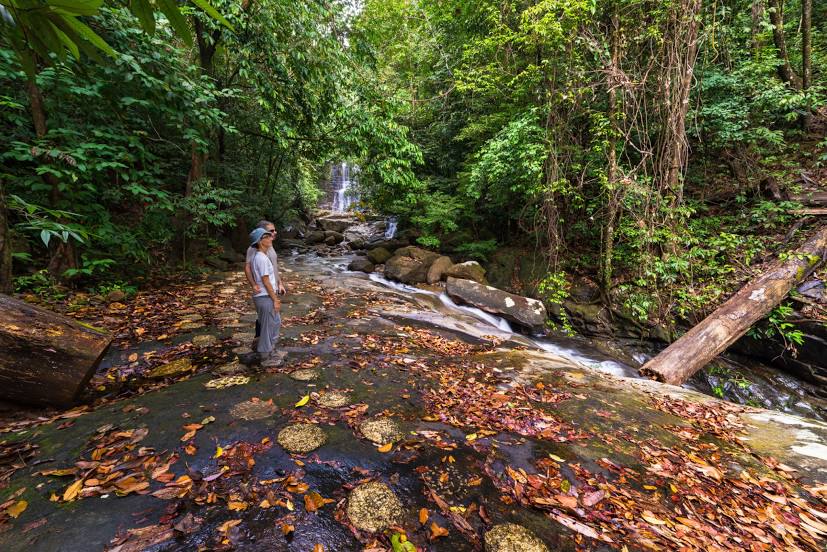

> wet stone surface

[{"left": 1, "top": 253, "right": 826, "bottom": 552}]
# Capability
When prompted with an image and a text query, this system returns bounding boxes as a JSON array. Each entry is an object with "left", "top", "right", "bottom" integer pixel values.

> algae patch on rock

[
  {"left": 289, "top": 368, "right": 320, "bottom": 381},
  {"left": 148, "top": 358, "right": 193, "bottom": 379},
  {"left": 316, "top": 391, "right": 351, "bottom": 408},
  {"left": 191, "top": 334, "right": 217, "bottom": 347},
  {"left": 277, "top": 423, "right": 326, "bottom": 453},
  {"left": 230, "top": 399, "right": 277, "bottom": 420},
  {"left": 346, "top": 481, "right": 403, "bottom": 533},
  {"left": 205, "top": 375, "right": 250, "bottom": 389},
  {"left": 485, "top": 523, "right": 549, "bottom": 552},
  {"left": 359, "top": 418, "right": 403, "bottom": 444}
]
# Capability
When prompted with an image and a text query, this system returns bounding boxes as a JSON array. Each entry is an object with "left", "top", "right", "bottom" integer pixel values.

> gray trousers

[{"left": 253, "top": 296, "right": 281, "bottom": 354}]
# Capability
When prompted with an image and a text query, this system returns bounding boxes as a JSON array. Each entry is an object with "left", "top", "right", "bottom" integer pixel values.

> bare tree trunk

[
  {"left": 768, "top": 0, "right": 800, "bottom": 88},
  {"left": 641, "top": 225, "right": 827, "bottom": 385},
  {"left": 600, "top": 11, "right": 622, "bottom": 300},
  {"left": 801, "top": 0, "right": 811, "bottom": 90},
  {"left": 655, "top": 0, "right": 702, "bottom": 206}
]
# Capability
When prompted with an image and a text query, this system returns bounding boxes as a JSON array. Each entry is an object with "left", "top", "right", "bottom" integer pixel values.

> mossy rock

[
  {"left": 230, "top": 399, "right": 277, "bottom": 420},
  {"left": 290, "top": 369, "right": 320, "bottom": 381},
  {"left": 316, "top": 391, "right": 351, "bottom": 408},
  {"left": 191, "top": 334, "right": 217, "bottom": 347},
  {"left": 277, "top": 423, "right": 327, "bottom": 454},
  {"left": 485, "top": 524, "right": 548, "bottom": 552},
  {"left": 346, "top": 481, "right": 403, "bottom": 533},
  {"left": 148, "top": 358, "right": 193, "bottom": 379},
  {"left": 359, "top": 418, "right": 403, "bottom": 444}
]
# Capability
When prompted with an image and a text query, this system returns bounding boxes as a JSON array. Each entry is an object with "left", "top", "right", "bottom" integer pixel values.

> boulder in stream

[
  {"left": 316, "top": 215, "right": 355, "bottom": 233},
  {"left": 385, "top": 246, "right": 441, "bottom": 284},
  {"left": 445, "top": 260, "right": 486, "bottom": 283},
  {"left": 427, "top": 255, "right": 453, "bottom": 284},
  {"left": 348, "top": 258, "right": 375, "bottom": 273},
  {"left": 367, "top": 247, "right": 392, "bottom": 264},
  {"left": 446, "top": 277, "right": 547, "bottom": 331}
]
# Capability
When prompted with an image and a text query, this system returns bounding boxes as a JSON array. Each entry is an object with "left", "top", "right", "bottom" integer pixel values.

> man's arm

[
  {"left": 261, "top": 274, "right": 280, "bottom": 312},
  {"left": 245, "top": 262, "right": 261, "bottom": 294}
]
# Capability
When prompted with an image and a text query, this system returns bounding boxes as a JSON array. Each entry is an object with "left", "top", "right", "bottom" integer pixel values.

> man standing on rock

[{"left": 244, "top": 220, "right": 286, "bottom": 350}]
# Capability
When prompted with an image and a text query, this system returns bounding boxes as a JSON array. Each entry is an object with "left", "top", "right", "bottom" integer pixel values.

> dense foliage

[
  {"left": 1, "top": 0, "right": 825, "bottom": 335},
  {"left": 354, "top": 0, "right": 826, "bottom": 328},
  {"left": 0, "top": 0, "right": 417, "bottom": 290}
]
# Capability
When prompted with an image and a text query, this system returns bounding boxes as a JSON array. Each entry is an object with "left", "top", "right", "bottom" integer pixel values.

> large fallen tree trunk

[
  {"left": 0, "top": 294, "right": 111, "bottom": 407},
  {"left": 640, "top": 225, "right": 827, "bottom": 385}
]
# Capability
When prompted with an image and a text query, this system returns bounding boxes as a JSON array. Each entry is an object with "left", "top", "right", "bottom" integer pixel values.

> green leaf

[
  {"left": 155, "top": 0, "right": 193, "bottom": 45},
  {"left": 190, "top": 0, "right": 234, "bottom": 31},
  {"left": 40, "top": 230, "right": 52, "bottom": 247},
  {"left": 59, "top": 15, "right": 116, "bottom": 57},
  {"left": 129, "top": 0, "right": 157, "bottom": 35}
]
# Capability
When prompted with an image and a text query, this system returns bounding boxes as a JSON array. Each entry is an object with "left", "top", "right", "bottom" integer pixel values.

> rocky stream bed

[{"left": 1, "top": 252, "right": 827, "bottom": 551}]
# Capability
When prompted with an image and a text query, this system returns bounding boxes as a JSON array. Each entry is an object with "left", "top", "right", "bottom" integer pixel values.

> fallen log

[
  {"left": 640, "top": 225, "right": 827, "bottom": 385},
  {"left": 0, "top": 294, "right": 111, "bottom": 407},
  {"left": 790, "top": 192, "right": 827, "bottom": 206}
]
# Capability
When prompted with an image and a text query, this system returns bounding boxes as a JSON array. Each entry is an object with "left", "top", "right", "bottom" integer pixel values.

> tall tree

[{"left": 768, "top": 0, "right": 800, "bottom": 87}]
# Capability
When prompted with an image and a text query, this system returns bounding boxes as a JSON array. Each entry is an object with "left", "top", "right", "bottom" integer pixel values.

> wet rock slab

[
  {"left": 316, "top": 391, "right": 350, "bottom": 408},
  {"left": 230, "top": 399, "right": 277, "bottom": 420}
]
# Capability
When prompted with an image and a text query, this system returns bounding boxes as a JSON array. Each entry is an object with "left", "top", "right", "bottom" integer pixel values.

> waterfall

[
  {"left": 384, "top": 216, "right": 398, "bottom": 239},
  {"left": 331, "top": 162, "right": 357, "bottom": 212}
]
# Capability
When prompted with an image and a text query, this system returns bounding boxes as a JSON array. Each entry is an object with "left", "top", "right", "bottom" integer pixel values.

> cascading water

[
  {"left": 331, "top": 162, "right": 358, "bottom": 212},
  {"left": 384, "top": 216, "right": 398, "bottom": 239}
]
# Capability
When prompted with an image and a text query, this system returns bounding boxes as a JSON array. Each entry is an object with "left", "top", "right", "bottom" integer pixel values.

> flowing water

[
  {"left": 384, "top": 216, "right": 398, "bottom": 239},
  {"left": 330, "top": 162, "right": 357, "bottom": 212},
  {"left": 300, "top": 257, "right": 827, "bottom": 420}
]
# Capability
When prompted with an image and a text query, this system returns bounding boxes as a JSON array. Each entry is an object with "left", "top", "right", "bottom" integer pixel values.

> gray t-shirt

[
  {"left": 251, "top": 251, "right": 276, "bottom": 298},
  {"left": 246, "top": 245, "right": 279, "bottom": 286}
]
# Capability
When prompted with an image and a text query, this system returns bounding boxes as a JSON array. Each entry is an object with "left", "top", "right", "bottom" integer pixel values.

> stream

[{"left": 294, "top": 252, "right": 827, "bottom": 422}]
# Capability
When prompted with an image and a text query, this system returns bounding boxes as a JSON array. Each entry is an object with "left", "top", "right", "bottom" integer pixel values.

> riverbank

[{"left": 1, "top": 252, "right": 826, "bottom": 550}]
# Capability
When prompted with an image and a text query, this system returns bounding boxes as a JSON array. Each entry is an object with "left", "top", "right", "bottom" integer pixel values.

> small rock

[
  {"left": 181, "top": 313, "right": 204, "bottom": 322},
  {"left": 427, "top": 256, "right": 453, "bottom": 284},
  {"left": 232, "top": 332, "right": 255, "bottom": 341},
  {"left": 445, "top": 261, "right": 487, "bottom": 283},
  {"left": 277, "top": 423, "right": 327, "bottom": 454},
  {"left": 348, "top": 258, "right": 375, "bottom": 273},
  {"left": 359, "top": 418, "right": 403, "bottom": 444},
  {"left": 367, "top": 247, "right": 392, "bottom": 264},
  {"left": 346, "top": 482, "right": 403, "bottom": 533},
  {"left": 180, "top": 321, "right": 206, "bottom": 331},
  {"left": 316, "top": 391, "right": 351, "bottom": 408},
  {"left": 289, "top": 368, "right": 319, "bottom": 381},
  {"left": 148, "top": 358, "right": 193, "bottom": 379},
  {"left": 191, "top": 334, "right": 217, "bottom": 347},
  {"left": 106, "top": 290, "right": 126, "bottom": 303},
  {"left": 485, "top": 524, "right": 549, "bottom": 552}
]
